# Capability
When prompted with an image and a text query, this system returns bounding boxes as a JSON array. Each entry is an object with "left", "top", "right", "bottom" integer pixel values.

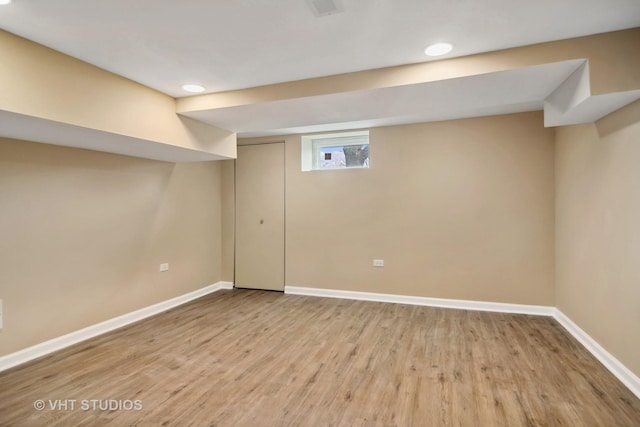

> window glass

[{"left": 301, "top": 131, "right": 369, "bottom": 171}]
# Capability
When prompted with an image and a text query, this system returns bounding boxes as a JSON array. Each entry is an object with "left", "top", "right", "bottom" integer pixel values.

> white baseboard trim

[
  {"left": 284, "top": 286, "right": 555, "bottom": 316},
  {"left": 0, "top": 281, "right": 233, "bottom": 373},
  {"left": 552, "top": 308, "right": 640, "bottom": 399},
  {"left": 285, "top": 285, "right": 639, "bottom": 398},
  {"left": 3, "top": 282, "right": 638, "bottom": 399}
]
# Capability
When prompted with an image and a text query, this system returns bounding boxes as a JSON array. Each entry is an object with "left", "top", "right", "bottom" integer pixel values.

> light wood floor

[{"left": 0, "top": 289, "right": 638, "bottom": 426}]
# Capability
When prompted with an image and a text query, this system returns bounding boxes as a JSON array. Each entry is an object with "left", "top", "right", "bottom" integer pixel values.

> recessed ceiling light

[
  {"left": 424, "top": 42, "right": 453, "bottom": 57},
  {"left": 181, "top": 84, "right": 205, "bottom": 93},
  {"left": 0, "top": 0, "right": 13, "bottom": 5}
]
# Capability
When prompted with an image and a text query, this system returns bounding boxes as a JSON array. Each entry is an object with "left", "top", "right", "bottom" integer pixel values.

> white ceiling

[
  {"left": 1, "top": 0, "right": 639, "bottom": 97},
  {"left": 183, "top": 60, "right": 585, "bottom": 137},
  {"left": 0, "top": 1, "right": 639, "bottom": 143},
  {"left": 0, "top": 110, "right": 228, "bottom": 162}
]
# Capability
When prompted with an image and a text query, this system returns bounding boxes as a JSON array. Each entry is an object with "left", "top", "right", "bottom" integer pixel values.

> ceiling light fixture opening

[
  {"left": 424, "top": 42, "right": 453, "bottom": 57},
  {"left": 182, "top": 84, "right": 205, "bottom": 93},
  {"left": 0, "top": 0, "right": 13, "bottom": 5}
]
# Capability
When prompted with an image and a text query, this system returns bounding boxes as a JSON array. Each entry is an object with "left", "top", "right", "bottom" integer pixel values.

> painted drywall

[
  {"left": 0, "top": 138, "right": 223, "bottom": 356},
  {"left": 178, "top": 28, "right": 640, "bottom": 113},
  {"left": 221, "top": 160, "right": 235, "bottom": 282},
  {"left": 238, "top": 112, "right": 555, "bottom": 305},
  {"left": 0, "top": 29, "right": 236, "bottom": 159},
  {"left": 555, "top": 100, "right": 640, "bottom": 377}
]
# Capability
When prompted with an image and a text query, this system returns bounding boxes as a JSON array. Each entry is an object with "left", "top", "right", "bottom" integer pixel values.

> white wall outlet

[
  {"left": 373, "top": 259, "right": 384, "bottom": 267},
  {"left": 159, "top": 263, "right": 169, "bottom": 272}
]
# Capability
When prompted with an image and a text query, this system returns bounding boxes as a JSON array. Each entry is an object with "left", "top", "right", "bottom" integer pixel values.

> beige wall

[
  {"left": 556, "top": 100, "right": 640, "bottom": 376},
  {"left": 0, "top": 29, "right": 236, "bottom": 158},
  {"left": 221, "top": 160, "right": 235, "bottom": 282},
  {"left": 0, "top": 138, "right": 223, "bottom": 356},
  {"left": 239, "top": 112, "right": 555, "bottom": 305}
]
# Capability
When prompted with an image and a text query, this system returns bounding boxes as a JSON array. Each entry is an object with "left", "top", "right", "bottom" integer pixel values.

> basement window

[{"left": 301, "top": 131, "right": 369, "bottom": 171}]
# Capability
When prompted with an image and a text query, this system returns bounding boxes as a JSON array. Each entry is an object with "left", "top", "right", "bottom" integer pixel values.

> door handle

[{"left": 260, "top": 219, "right": 264, "bottom": 224}]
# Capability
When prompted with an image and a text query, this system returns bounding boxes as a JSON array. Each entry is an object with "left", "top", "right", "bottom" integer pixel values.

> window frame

[{"left": 301, "top": 130, "right": 370, "bottom": 171}]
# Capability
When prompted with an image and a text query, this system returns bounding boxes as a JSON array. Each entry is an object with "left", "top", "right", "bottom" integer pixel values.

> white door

[{"left": 235, "top": 143, "right": 285, "bottom": 291}]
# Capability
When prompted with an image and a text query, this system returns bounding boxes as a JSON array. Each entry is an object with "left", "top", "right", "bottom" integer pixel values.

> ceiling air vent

[{"left": 306, "top": 0, "right": 344, "bottom": 17}]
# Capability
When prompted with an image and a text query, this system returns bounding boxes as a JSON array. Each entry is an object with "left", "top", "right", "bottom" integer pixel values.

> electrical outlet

[
  {"left": 159, "top": 263, "right": 169, "bottom": 272},
  {"left": 373, "top": 259, "right": 384, "bottom": 267}
]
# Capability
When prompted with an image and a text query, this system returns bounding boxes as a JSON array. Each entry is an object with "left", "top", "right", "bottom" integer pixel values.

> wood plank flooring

[{"left": 0, "top": 289, "right": 638, "bottom": 426}]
